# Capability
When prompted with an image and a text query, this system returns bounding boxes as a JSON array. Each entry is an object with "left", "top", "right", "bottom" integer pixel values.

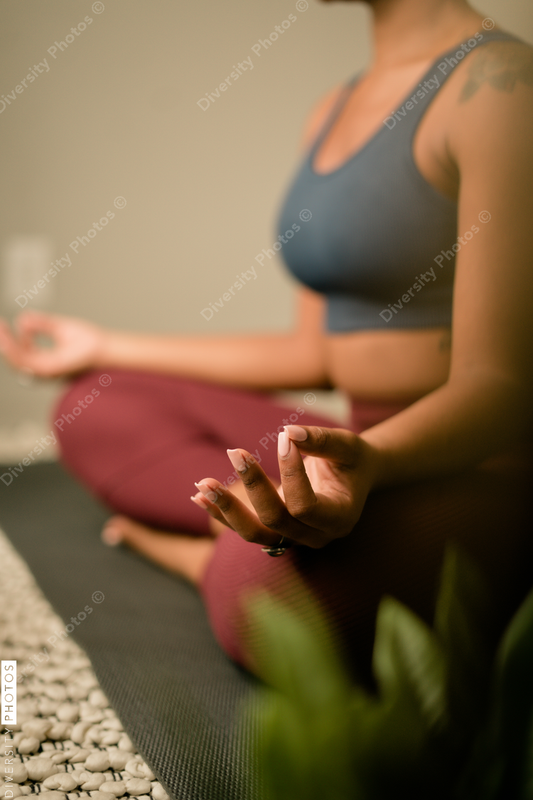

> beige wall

[{"left": 1, "top": 0, "right": 532, "bottom": 448}]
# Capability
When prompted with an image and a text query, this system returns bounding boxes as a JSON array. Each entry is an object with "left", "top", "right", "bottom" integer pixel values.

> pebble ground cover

[{"left": 0, "top": 530, "right": 171, "bottom": 800}]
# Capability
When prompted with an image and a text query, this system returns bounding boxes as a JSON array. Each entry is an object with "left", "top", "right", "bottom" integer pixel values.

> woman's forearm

[
  {"left": 95, "top": 329, "right": 330, "bottom": 391},
  {"left": 360, "top": 372, "right": 530, "bottom": 488}
]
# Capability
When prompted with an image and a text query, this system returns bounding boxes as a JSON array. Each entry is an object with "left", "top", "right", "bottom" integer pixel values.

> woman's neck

[{"left": 368, "top": 0, "right": 486, "bottom": 70}]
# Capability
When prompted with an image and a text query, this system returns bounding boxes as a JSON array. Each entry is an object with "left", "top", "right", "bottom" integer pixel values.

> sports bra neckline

[{"left": 308, "top": 28, "right": 507, "bottom": 180}]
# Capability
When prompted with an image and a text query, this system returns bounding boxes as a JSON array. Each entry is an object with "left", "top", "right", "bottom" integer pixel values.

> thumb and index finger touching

[
  {"left": 281, "top": 424, "right": 358, "bottom": 466},
  {"left": 0, "top": 312, "right": 63, "bottom": 374}
]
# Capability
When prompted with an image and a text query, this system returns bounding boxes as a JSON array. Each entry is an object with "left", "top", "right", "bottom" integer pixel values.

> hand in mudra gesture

[
  {"left": 0, "top": 311, "right": 105, "bottom": 378},
  {"left": 192, "top": 425, "right": 379, "bottom": 550}
]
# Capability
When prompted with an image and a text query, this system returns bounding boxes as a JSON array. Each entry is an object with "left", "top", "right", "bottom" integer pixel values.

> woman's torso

[{"left": 281, "top": 27, "right": 516, "bottom": 402}]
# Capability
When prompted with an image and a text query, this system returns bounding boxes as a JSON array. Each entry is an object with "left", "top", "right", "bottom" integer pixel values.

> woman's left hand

[{"left": 191, "top": 425, "right": 380, "bottom": 549}]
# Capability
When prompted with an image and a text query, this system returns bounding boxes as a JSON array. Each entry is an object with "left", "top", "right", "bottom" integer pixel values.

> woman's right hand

[{"left": 0, "top": 311, "right": 106, "bottom": 378}]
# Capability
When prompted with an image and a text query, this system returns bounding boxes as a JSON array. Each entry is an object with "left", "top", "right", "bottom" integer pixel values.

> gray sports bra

[{"left": 276, "top": 29, "right": 521, "bottom": 332}]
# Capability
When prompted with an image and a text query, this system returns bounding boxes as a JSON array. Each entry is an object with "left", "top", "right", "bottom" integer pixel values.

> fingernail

[
  {"left": 102, "top": 526, "right": 122, "bottom": 546},
  {"left": 226, "top": 448, "right": 248, "bottom": 473},
  {"left": 190, "top": 493, "right": 209, "bottom": 509},
  {"left": 278, "top": 430, "right": 291, "bottom": 459},
  {"left": 194, "top": 481, "right": 220, "bottom": 504},
  {"left": 284, "top": 425, "right": 308, "bottom": 442}
]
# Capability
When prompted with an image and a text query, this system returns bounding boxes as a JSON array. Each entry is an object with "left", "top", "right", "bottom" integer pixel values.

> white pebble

[
  {"left": 18, "top": 699, "right": 39, "bottom": 716},
  {"left": 68, "top": 770, "right": 86, "bottom": 784},
  {"left": 80, "top": 703, "right": 105, "bottom": 723},
  {"left": 43, "top": 667, "right": 72, "bottom": 683},
  {"left": 48, "top": 723, "right": 72, "bottom": 741},
  {"left": 56, "top": 703, "right": 80, "bottom": 723},
  {"left": 10, "top": 764, "right": 28, "bottom": 783},
  {"left": 40, "top": 792, "right": 67, "bottom": 800},
  {"left": 43, "top": 774, "right": 79, "bottom": 792},
  {"left": 44, "top": 684, "right": 68, "bottom": 702},
  {"left": 71, "top": 722, "right": 93, "bottom": 744},
  {"left": 125, "top": 779, "right": 152, "bottom": 795},
  {"left": 117, "top": 735, "right": 135, "bottom": 752},
  {"left": 98, "top": 782, "right": 126, "bottom": 797},
  {"left": 38, "top": 699, "right": 60, "bottom": 716},
  {"left": 151, "top": 782, "right": 170, "bottom": 800},
  {"left": 68, "top": 748, "right": 92, "bottom": 763},
  {"left": 88, "top": 793, "right": 115, "bottom": 800},
  {"left": 85, "top": 726, "right": 104, "bottom": 744},
  {"left": 68, "top": 684, "right": 91, "bottom": 702},
  {"left": 17, "top": 736, "right": 41, "bottom": 755},
  {"left": 100, "top": 718, "right": 123, "bottom": 731},
  {"left": 26, "top": 758, "right": 59, "bottom": 781},
  {"left": 83, "top": 711, "right": 105, "bottom": 725},
  {"left": 100, "top": 731, "right": 121, "bottom": 746},
  {"left": 107, "top": 751, "right": 130, "bottom": 771},
  {"left": 88, "top": 690, "right": 109, "bottom": 709},
  {"left": 85, "top": 753, "right": 110, "bottom": 773},
  {"left": 140, "top": 765, "right": 155, "bottom": 781},
  {"left": 80, "top": 773, "right": 106, "bottom": 790},
  {"left": 51, "top": 752, "right": 74, "bottom": 765},
  {"left": 125, "top": 760, "right": 145, "bottom": 779},
  {"left": 19, "top": 787, "right": 32, "bottom": 796},
  {"left": 22, "top": 719, "right": 52, "bottom": 741}
]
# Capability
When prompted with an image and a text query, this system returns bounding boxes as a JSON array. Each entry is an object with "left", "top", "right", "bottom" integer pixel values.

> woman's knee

[{"left": 51, "top": 369, "right": 126, "bottom": 472}]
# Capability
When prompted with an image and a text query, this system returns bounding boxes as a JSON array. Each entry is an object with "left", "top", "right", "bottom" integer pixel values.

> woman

[{"left": 1, "top": 0, "right": 533, "bottom": 682}]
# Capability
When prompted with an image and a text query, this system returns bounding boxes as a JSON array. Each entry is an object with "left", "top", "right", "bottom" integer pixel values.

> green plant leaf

[
  {"left": 245, "top": 591, "right": 363, "bottom": 800},
  {"left": 490, "top": 586, "right": 533, "bottom": 800},
  {"left": 245, "top": 590, "right": 353, "bottom": 711},
  {"left": 243, "top": 546, "right": 519, "bottom": 800},
  {"left": 373, "top": 597, "right": 447, "bottom": 731},
  {"left": 433, "top": 546, "right": 493, "bottom": 735}
]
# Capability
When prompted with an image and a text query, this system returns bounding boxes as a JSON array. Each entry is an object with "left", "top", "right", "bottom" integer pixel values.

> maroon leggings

[{"left": 54, "top": 369, "right": 533, "bottom": 684}]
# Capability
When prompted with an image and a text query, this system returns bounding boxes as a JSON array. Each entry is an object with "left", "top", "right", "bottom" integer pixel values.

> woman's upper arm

[{"left": 447, "top": 42, "right": 533, "bottom": 390}]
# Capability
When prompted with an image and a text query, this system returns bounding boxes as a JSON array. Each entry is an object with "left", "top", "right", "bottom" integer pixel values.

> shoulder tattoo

[{"left": 459, "top": 42, "right": 533, "bottom": 103}]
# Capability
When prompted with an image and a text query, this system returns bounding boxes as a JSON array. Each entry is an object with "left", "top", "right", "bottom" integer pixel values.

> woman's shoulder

[
  {"left": 446, "top": 34, "right": 533, "bottom": 165},
  {"left": 457, "top": 35, "right": 533, "bottom": 104}
]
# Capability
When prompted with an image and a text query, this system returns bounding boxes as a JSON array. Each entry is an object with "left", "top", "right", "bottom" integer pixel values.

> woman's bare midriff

[{"left": 325, "top": 327, "right": 451, "bottom": 401}]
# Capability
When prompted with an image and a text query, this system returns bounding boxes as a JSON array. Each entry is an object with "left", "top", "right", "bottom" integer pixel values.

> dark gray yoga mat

[{"left": 0, "top": 461, "right": 264, "bottom": 800}]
